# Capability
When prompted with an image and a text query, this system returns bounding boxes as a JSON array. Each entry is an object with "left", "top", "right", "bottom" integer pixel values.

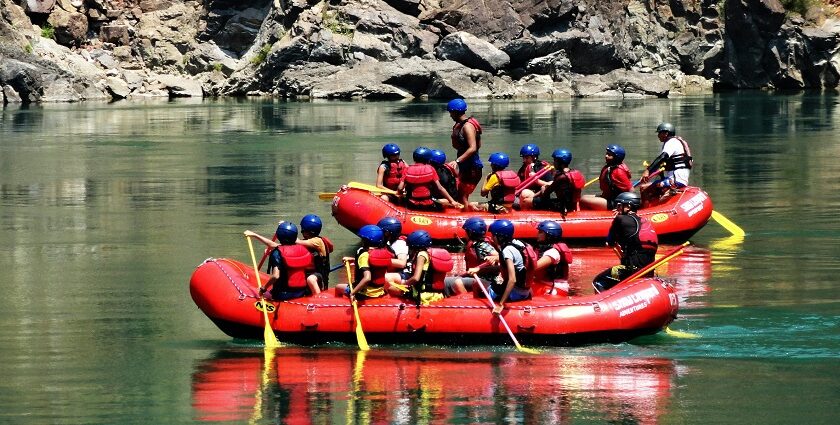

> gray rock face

[
  {"left": 2, "top": 0, "right": 839, "bottom": 103},
  {"left": 435, "top": 31, "right": 510, "bottom": 73}
]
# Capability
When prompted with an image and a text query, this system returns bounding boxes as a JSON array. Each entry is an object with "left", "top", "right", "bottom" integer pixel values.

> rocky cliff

[{"left": 1, "top": 0, "right": 839, "bottom": 104}]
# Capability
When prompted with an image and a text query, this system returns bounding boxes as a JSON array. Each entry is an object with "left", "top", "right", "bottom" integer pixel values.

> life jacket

[
  {"left": 403, "top": 163, "right": 437, "bottom": 207},
  {"left": 464, "top": 236, "right": 494, "bottom": 269},
  {"left": 365, "top": 247, "right": 395, "bottom": 286},
  {"left": 273, "top": 245, "right": 314, "bottom": 289},
  {"left": 434, "top": 163, "right": 458, "bottom": 199},
  {"left": 599, "top": 163, "right": 632, "bottom": 200},
  {"left": 548, "top": 169, "right": 585, "bottom": 213},
  {"left": 634, "top": 215, "right": 659, "bottom": 251},
  {"left": 517, "top": 160, "right": 551, "bottom": 191},
  {"left": 418, "top": 248, "right": 454, "bottom": 292},
  {"left": 451, "top": 117, "right": 482, "bottom": 166},
  {"left": 536, "top": 242, "right": 573, "bottom": 283},
  {"left": 499, "top": 239, "right": 537, "bottom": 289},
  {"left": 380, "top": 159, "right": 408, "bottom": 190},
  {"left": 664, "top": 136, "right": 693, "bottom": 170},
  {"left": 309, "top": 236, "right": 333, "bottom": 286},
  {"left": 489, "top": 170, "right": 520, "bottom": 206}
]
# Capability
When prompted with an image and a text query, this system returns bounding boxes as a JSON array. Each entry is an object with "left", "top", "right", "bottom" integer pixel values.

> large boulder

[
  {"left": 47, "top": 6, "right": 88, "bottom": 46},
  {"left": 435, "top": 31, "right": 510, "bottom": 73}
]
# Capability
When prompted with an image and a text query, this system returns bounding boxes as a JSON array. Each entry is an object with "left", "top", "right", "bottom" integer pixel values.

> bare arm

[
  {"left": 244, "top": 230, "right": 279, "bottom": 249},
  {"left": 404, "top": 255, "right": 427, "bottom": 287},
  {"left": 376, "top": 164, "right": 387, "bottom": 189},
  {"left": 493, "top": 257, "right": 516, "bottom": 314}
]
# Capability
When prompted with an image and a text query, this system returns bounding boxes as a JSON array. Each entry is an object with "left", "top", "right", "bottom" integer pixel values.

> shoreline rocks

[{"left": 1, "top": 0, "right": 839, "bottom": 104}]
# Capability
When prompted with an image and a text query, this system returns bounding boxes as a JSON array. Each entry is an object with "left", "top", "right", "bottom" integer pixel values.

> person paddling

[
  {"left": 375, "top": 142, "right": 407, "bottom": 202},
  {"left": 640, "top": 122, "right": 693, "bottom": 203},
  {"left": 244, "top": 222, "right": 319, "bottom": 300},
  {"left": 296, "top": 214, "right": 334, "bottom": 291},
  {"left": 592, "top": 192, "right": 659, "bottom": 293},
  {"left": 579, "top": 144, "right": 632, "bottom": 210},
  {"left": 522, "top": 148, "right": 585, "bottom": 214}
]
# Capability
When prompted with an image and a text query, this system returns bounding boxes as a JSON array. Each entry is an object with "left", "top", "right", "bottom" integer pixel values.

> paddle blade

[
  {"left": 712, "top": 210, "right": 745, "bottom": 238},
  {"left": 516, "top": 346, "right": 542, "bottom": 355},
  {"left": 318, "top": 192, "right": 336, "bottom": 200},
  {"left": 352, "top": 300, "right": 370, "bottom": 351},
  {"left": 665, "top": 326, "right": 700, "bottom": 339},
  {"left": 348, "top": 181, "right": 398, "bottom": 196},
  {"left": 262, "top": 300, "right": 282, "bottom": 348}
]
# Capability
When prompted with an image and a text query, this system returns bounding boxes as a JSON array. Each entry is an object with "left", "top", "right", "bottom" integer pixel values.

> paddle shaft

[
  {"left": 515, "top": 165, "right": 553, "bottom": 196},
  {"left": 633, "top": 168, "right": 664, "bottom": 188},
  {"left": 615, "top": 241, "right": 690, "bottom": 286},
  {"left": 246, "top": 236, "right": 281, "bottom": 348},
  {"left": 474, "top": 274, "right": 530, "bottom": 352}
]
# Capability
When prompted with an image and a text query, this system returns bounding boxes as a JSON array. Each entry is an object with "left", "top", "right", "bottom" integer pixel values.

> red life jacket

[
  {"left": 535, "top": 242, "right": 573, "bottom": 284},
  {"left": 500, "top": 240, "right": 538, "bottom": 289},
  {"left": 419, "top": 248, "right": 454, "bottom": 292},
  {"left": 277, "top": 245, "right": 314, "bottom": 289},
  {"left": 451, "top": 116, "right": 482, "bottom": 153},
  {"left": 381, "top": 159, "right": 407, "bottom": 190},
  {"left": 599, "top": 163, "right": 632, "bottom": 200},
  {"left": 403, "top": 163, "right": 437, "bottom": 207},
  {"left": 490, "top": 170, "right": 521, "bottom": 205},
  {"left": 366, "top": 247, "right": 394, "bottom": 286},
  {"left": 635, "top": 216, "right": 659, "bottom": 250}
]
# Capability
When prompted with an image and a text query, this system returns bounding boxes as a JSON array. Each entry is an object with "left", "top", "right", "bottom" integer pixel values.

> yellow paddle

[
  {"left": 665, "top": 327, "right": 700, "bottom": 338},
  {"left": 348, "top": 181, "right": 398, "bottom": 196},
  {"left": 474, "top": 275, "right": 540, "bottom": 354},
  {"left": 318, "top": 192, "right": 336, "bottom": 200},
  {"left": 582, "top": 176, "right": 599, "bottom": 188},
  {"left": 711, "top": 210, "right": 745, "bottom": 237},
  {"left": 345, "top": 259, "right": 369, "bottom": 351},
  {"left": 246, "top": 236, "right": 281, "bottom": 349}
]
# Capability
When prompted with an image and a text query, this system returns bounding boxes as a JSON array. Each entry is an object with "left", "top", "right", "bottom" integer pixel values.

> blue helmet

[
  {"left": 382, "top": 143, "right": 401, "bottom": 158},
  {"left": 413, "top": 147, "right": 432, "bottom": 163},
  {"left": 551, "top": 149, "right": 572, "bottom": 165},
  {"left": 275, "top": 221, "right": 298, "bottom": 244},
  {"left": 376, "top": 217, "right": 402, "bottom": 237},
  {"left": 447, "top": 98, "right": 468, "bottom": 112},
  {"left": 488, "top": 152, "right": 510, "bottom": 168},
  {"left": 358, "top": 225, "right": 384, "bottom": 246},
  {"left": 429, "top": 149, "right": 447, "bottom": 166},
  {"left": 407, "top": 230, "right": 433, "bottom": 249},
  {"left": 519, "top": 144, "right": 540, "bottom": 158},
  {"left": 462, "top": 217, "right": 487, "bottom": 240},
  {"left": 537, "top": 220, "right": 563, "bottom": 241},
  {"left": 488, "top": 219, "right": 515, "bottom": 241},
  {"left": 300, "top": 214, "right": 322, "bottom": 235},
  {"left": 606, "top": 144, "right": 626, "bottom": 162}
]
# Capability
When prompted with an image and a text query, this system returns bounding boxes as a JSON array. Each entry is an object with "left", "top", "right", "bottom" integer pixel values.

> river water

[{"left": 1, "top": 95, "right": 838, "bottom": 424}]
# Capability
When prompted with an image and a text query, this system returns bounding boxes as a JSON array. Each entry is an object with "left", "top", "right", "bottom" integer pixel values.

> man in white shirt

[{"left": 641, "top": 122, "right": 693, "bottom": 200}]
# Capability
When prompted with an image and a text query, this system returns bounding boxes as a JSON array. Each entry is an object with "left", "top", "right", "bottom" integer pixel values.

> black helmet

[
  {"left": 656, "top": 123, "right": 675, "bottom": 136},
  {"left": 614, "top": 192, "right": 641, "bottom": 211}
]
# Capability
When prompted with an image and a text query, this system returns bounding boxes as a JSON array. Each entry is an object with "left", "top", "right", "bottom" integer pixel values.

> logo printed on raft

[
  {"left": 254, "top": 301, "right": 275, "bottom": 313},
  {"left": 680, "top": 191, "right": 708, "bottom": 218},
  {"left": 410, "top": 216, "right": 433, "bottom": 226},
  {"left": 650, "top": 213, "right": 669, "bottom": 223},
  {"left": 609, "top": 285, "right": 659, "bottom": 318}
]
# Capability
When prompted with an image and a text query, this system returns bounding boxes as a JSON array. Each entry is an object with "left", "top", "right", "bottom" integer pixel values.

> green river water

[{"left": 1, "top": 95, "right": 838, "bottom": 424}]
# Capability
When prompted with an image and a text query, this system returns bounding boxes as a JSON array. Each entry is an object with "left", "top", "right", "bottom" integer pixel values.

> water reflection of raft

[
  {"left": 189, "top": 257, "right": 679, "bottom": 346},
  {"left": 193, "top": 348, "right": 676, "bottom": 424},
  {"left": 329, "top": 185, "right": 713, "bottom": 243}
]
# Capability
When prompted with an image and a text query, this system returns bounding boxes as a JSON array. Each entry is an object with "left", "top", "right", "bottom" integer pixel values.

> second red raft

[{"left": 330, "top": 185, "right": 713, "bottom": 243}]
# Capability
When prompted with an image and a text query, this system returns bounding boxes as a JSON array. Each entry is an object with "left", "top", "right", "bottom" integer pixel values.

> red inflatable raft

[
  {"left": 330, "top": 185, "right": 713, "bottom": 243},
  {"left": 190, "top": 258, "right": 679, "bottom": 346}
]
